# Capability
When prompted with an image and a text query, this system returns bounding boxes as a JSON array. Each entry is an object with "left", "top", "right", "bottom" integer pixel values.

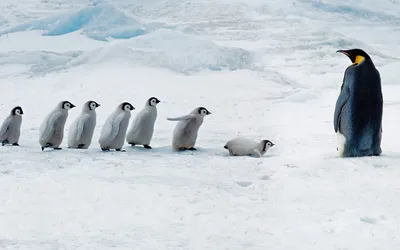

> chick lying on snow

[{"left": 224, "top": 137, "right": 274, "bottom": 158}]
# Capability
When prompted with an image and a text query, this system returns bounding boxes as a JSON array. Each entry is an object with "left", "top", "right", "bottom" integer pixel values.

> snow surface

[{"left": 1, "top": 0, "right": 400, "bottom": 249}]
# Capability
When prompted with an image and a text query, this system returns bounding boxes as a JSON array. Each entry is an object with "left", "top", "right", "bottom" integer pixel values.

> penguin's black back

[{"left": 345, "top": 59, "right": 382, "bottom": 136}]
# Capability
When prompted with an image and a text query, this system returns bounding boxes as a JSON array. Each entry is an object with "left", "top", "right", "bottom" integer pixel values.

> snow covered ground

[{"left": 0, "top": 0, "right": 400, "bottom": 249}]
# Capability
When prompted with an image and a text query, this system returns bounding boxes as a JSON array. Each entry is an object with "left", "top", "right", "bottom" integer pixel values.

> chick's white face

[
  {"left": 63, "top": 102, "right": 74, "bottom": 110},
  {"left": 198, "top": 107, "right": 211, "bottom": 117},
  {"left": 150, "top": 98, "right": 159, "bottom": 106},
  {"left": 89, "top": 101, "right": 99, "bottom": 110},
  {"left": 263, "top": 140, "right": 275, "bottom": 151},
  {"left": 123, "top": 104, "right": 134, "bottom": 111}
]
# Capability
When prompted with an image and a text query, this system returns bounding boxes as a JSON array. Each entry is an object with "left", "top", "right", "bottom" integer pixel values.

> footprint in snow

[
  {"left": 235, "top": 181, "right": 252, "bottom": 187},
  {"left": 360, "top": 216, "right": 377, "bottom": 224}
]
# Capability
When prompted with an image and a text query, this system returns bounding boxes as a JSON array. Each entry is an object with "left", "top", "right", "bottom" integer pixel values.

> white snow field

[{"left": 1, "top": 0, "right": 400, "bottom": 249}]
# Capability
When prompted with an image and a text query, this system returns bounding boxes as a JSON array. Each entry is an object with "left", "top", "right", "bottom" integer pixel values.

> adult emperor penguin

[
  {"left": 334, "top": 48, "right": 383, "bottom": 157},
  {"left": 167, "top": 106, "right": 211, "bottom": 151},
  {"left": 39, "top": 101, "right": 76, "bottom": 151},
  {"left": 99, "top": 102, "right": 135, "bottom": 152},
  {"left": 126, "top": 97, "right": 160, "bottom": 149},
  {"left": 0, "top": 106, "right": 23, "bottom": 146},
  {"left": 224, "top": 137, "right": 275, "bottom": 158},
  {"left": 68, "top": 100, "right": 101, "bottom": 149}
]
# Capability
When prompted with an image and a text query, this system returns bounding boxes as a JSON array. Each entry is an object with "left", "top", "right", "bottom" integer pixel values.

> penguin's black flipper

[{"left": 333, "top": 86, "right": 350, "bottom": 132}]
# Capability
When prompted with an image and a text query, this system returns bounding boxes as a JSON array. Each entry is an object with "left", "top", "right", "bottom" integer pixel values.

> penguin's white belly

[
  {"left": 128, "top": 118, "right": 156, "bottom": 145},
  {"left": 68, "top": 116, "right": 96, "bottom": 148},
  {"left": 226, "top": 138, "right": 259, "bottom": 156},
  {"left": 336, "top": 131, "right": 346, "bottom": 157},
  {"left": 7, "top": 122, "right": 21, "bottom": 143},
  {"left": 46, "top": 116, "right": 67, "bottom": 147},
  {"left": 173, "top": 120, "right": 200, "bottom": 149},
  {"left": 110, "top": 118, "right": 130, "bottom": 149},
  {"left": 229, "top": 145, "right": 254, "bottom": 156}
]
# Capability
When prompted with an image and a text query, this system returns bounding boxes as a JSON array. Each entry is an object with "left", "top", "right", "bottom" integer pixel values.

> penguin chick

[
  {"left": 223, "top": 137, "right": 274, "bottom": 158},
  {"left": 99, "top": 102, "right": 135, "bottom": 152},
  {"left": 68, "top": 100, "right": 101, "bottom": 149},
  {"left": 334, "top": 48, "right": 383, "bottom": 157},
  {"left": 126, "top": 97, "right": 160, "bottom": 149},
  {"left": 167, "top": 107, "right": 211, "bottom": 151},
  {"left": 39, "top": 101, "right": 75, "bottom": 151},
  {"left": 0, "top": 106, "right": 23, "bottom": 146}
]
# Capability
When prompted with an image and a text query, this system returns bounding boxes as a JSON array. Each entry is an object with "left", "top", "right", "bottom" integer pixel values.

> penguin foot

[
  {"left": 2, "top": 140, "right": 8, "bottom": 146},
  {"left": 129, "top": 142, "right": 135, "bottom": 146},
  {"left": 12, "top": 143, "right": 19, "bottom": 146},
  {"left": 54, "top": 147, "right": 62, "bottom": 150},
  {"left": 188, "top": 147, "right": 197, "bottom": 151},
  {"left": 41, "top": 147, "right": 44, "bottom": 151},
  {"left": 101, "top": 148, "right": 110, "bottom": 152},
  {"left": 116, "top": 149, "right": 126, "bottom": 152},
  {"left": 143, "top": 145, "right": 152, "bottom": 149},
  {"left": 77, "top": 144, "right": 85, "bottom": 149}
]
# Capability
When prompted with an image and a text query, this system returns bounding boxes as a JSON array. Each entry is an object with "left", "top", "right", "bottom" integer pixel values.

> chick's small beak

[
  {"left": 156, "top": 99, "right": 161, "bottom": 103},
  {"left": 207, "top": 111, "right": 211, "bottom": 115},
  {"left": 96, "top": 103, "right": 101, "bottom": 107},
  {"left": 71, "top": 104, "right": 76, "bottom": 108}
]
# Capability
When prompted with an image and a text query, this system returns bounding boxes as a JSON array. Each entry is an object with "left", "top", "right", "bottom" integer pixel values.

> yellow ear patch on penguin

[{"left": 352, "top": 55, "right": 365, "bottom": 65}]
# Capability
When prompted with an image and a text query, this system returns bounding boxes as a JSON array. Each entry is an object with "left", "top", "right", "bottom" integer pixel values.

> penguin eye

[{"left": 15, "top": 110, "right": 20, "bottom": 114}]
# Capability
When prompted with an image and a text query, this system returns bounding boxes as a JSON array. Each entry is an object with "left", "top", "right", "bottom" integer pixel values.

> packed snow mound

[
  {"left": 70, "top": 29, "right": 255, "bottom": 73},
  {"left": 0, "top": 3, "right": 152, "bottom": 41},
  {"left": 0, "top": 51, "right": 82, "bottom": 74}
]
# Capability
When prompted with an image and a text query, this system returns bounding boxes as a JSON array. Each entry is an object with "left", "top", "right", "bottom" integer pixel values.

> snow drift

[
  {"left": 0, "top": 51, "right": 82, "bottom": 74},
  {"left": 69, "top": 29, "right": 255, "bottom": 74},
  {"left": 0, "top": 29, "right": 255, "bottom": 75}
]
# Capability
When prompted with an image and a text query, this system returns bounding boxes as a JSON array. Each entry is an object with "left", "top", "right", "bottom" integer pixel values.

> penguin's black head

[
  {"left": 148, "top": 97, "right": 161, "bottom": 107},
  {"left": 262, "top": 140, "right": 275, "bottom": 151},
  {"left": 11, "top": 106, "right": 23, "bottom": 116},
  {"left": 88, "top": 101, "right": 101, "bottom": 110},
  {"left": 121, "top": 102, "right": 135, "bottom": 111},
  {"left": 198, "top": 107, "right": 211, "bottom": 116},
  {"left": 62, "top": 101, "right": 75, "bottom": 110},
  {"left": 337, "top": 48, "right": 371, "bottom": 65}
]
